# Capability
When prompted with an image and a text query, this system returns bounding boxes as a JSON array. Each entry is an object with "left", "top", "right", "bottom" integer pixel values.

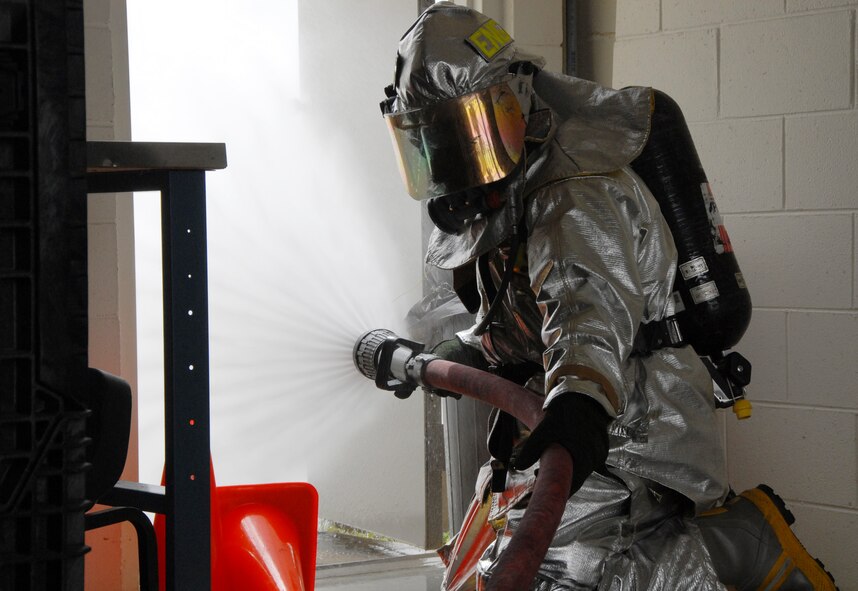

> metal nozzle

[
  {"left": 352, "top": 329, "right": 434, "bottom": 399},
  {"left": 353, "top": 328, "right": 396, "bottom": 381}
]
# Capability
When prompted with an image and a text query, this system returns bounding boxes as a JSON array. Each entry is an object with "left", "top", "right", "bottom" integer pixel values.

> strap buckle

[{"left": 633, "top": 317, "right": 685, "bottom": 356}]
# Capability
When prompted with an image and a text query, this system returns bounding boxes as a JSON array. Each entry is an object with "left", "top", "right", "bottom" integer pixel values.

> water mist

[{"left": 128, "top": 0, "right": 427, "bottom": 543}]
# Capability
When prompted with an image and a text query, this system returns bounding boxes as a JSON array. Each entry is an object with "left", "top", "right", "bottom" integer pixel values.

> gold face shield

[{"left": 382, "top": 81, "right": 527, "bottom": 200}]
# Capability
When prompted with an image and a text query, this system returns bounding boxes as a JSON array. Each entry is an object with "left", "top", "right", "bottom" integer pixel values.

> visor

[{"left": 383, "top": 80, "right": 526, "bottom": 200}]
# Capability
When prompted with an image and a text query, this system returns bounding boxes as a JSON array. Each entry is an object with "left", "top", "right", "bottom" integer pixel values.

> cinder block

[
  {"left": 663, "top": 0, "right": 783, "bottom": 29},
  {"left": 726, "top": 404, "right": 857, "bottom": 508},
  {"left": 724, "top": 214, "right": 853, "bottom": 309},
  {"left": 475, "top": 0, "right": 505, "bottom": 24},
  {"left": 789, "top": 503, "right": 858, "bottom": 591},
  {"left": 83, "top": 0, "right": 110, "bottom": 26},
  {"left": 84, "top": 25, "right": 114, "bottom": 125},
  {"left": 787, "top": 0, "right": 858, "bottom": 12},
  {"left": 788, "top": 312, "right": 858, "bottom": 409},
  {"left": 86, "top": 124, "right": 116, "bottom": 141},
  {"left": 88, "top": 193, "right": 119, "bottom": 224},
  {"left": 786, "top": 112, "right": 858, "bottom": 210},
  {"left": 689, "top": 118, "right": 783, "bottom": 213},
  {"left": 613, "top": 29, "right": 717, "bottom": 121},
  {"left": 88, "top": 316, "right": 122, "bottom": 371},
  {"left": 738, "top": 309, "right": 787, "bottom": 403},
  {"left": 615, "top": 0, "right": 660, "bottom": 38},
  {"left": 510, "top": 0, "right": 563, "bottom": 46},
  {"left": 87, "top": 223, "right": 119, "bottom": 312},
  {"left": 721, "top": 12, "right": 852, "bottom": 117},
  {"left": 519, "top": 43, "right": 563, "bottom": 74}
]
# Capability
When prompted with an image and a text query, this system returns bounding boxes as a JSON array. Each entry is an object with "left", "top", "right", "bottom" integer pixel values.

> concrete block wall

[
  {"left": 506, "top": 0, "right": 564, "bottom": 72},
  {"left": 613, "top": 1, "right": 858, "bottom": 587}
]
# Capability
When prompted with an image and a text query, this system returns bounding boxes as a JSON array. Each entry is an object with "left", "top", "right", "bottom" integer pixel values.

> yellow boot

[{"left": 696, "top": 485, "right": 838, "bottom": 590}]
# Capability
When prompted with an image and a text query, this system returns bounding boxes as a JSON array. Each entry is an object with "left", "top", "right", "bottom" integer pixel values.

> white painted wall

[{"left": 614, "top": 1, "right": 858, "bottom": 586}]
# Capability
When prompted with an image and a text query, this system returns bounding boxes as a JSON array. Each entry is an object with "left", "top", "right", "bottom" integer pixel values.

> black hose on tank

[{"left": 630, "top": 89, "right": 752, "bottom": 356}]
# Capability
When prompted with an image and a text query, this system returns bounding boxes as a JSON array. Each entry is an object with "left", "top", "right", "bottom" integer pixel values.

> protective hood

[
  {"left": 389, "top": 2, "right": 544, "bottom": 114},
  {"left": 384, "top": 3, "right": 653, "bottom": 270},
  {"left": 531, "top": 71, "right": 653, "bottom": 178},
  {"left": 382, "top": 2, "right": 544, "bottom": 203},
  {"left": 426, "top": 74, "right": 654, "bottom": 270}
]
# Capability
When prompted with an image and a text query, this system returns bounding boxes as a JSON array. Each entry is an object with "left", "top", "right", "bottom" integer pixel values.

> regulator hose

[{"left": 421, "top": 359, "right": 574, "bottom": 591}]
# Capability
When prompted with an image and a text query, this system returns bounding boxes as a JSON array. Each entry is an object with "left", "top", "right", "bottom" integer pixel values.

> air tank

[{"left": 630, "top": 89, "right": 752, "bottom": 357}]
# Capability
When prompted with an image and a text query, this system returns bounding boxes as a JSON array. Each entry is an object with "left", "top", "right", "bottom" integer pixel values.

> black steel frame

[{"left": 86, "top": 142, "right": 225, "bottom": 591}]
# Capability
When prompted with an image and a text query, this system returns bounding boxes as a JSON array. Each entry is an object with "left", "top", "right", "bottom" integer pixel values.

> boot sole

[{"left": 742, "top": 486, "right": 839, "bottom": 590}]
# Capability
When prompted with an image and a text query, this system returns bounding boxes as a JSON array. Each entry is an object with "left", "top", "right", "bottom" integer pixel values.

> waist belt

[{"left": 632, "top": 317, "right": 685, "bottom": 356}]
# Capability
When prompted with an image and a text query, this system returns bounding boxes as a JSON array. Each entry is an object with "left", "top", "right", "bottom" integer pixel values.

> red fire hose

[
  {"left": 353, "top": 330, "right": 573, "bottom": 591},
  {"left": 421, "top": 359, "right": 574, "bottom": 591}
]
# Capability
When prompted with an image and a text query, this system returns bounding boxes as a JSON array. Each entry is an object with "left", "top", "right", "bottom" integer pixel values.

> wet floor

[
  {"left": 315, "top": 530, "right": 431, "bottom": 565},
  {"left": 315, "top": 531, "right": 446, "bottom": 590}
]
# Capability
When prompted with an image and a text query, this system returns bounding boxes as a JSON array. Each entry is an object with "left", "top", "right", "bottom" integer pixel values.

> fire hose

[{"left": 353, "top": 329, "right": 574, "bottom": 591}]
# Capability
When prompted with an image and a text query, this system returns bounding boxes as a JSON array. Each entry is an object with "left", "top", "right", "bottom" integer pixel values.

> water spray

[{"left": 352, "top": 328, "right": 574, "bottom": 591}]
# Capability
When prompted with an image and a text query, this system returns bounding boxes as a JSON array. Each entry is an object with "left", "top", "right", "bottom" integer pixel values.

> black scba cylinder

[{"left": 630, "top": 90, "right": 751, "bottom": 357}]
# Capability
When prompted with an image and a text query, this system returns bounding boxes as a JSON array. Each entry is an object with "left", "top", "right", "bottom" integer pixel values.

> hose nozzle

[{"left": 352, "top": 329, "right": 435, "bottom": 399}]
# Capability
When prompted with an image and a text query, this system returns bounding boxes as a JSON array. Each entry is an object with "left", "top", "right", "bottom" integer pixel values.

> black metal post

[
  {"left": 86, "top": 141, "right": 225, "bottom": 591},
  {"left": 160, "top": 170, "right": 211, "bottom": 591}
]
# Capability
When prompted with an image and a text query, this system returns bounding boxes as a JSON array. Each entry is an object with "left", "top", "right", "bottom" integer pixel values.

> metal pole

[{"left": 161, "top": 170, "right": 212, "bottom": 591}]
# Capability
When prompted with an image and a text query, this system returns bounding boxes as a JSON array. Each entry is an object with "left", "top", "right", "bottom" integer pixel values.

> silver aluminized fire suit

[
  {"left": 426, "top": 72, "right": 730, "bottom": 590},
  {"left": 384, "top": 5, "right": 837, "bottom": 590}
]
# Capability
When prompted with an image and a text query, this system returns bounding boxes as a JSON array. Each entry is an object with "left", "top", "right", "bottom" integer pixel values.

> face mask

[{"left": 426, "top": 160, "right": 526, "bottom": 234}]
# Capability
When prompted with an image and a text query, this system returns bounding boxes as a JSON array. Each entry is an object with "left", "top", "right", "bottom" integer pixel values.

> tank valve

[
  {"left": 352, "top": 329, "right": 436, "bottom": 399},
  {"left": 703, "top": 351, "right": 753, "bottom": 420}
]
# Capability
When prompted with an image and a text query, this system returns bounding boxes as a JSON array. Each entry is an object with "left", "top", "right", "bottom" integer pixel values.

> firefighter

[{"left": 380, "top": 3, "right": 836, "bottom": 590}]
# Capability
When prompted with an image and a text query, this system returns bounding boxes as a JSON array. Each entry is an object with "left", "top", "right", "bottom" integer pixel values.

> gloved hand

[
  {"left": 510, "top": 394, "right": 612, "bottom": 495},
  {"left": 426, "top": 338, "right": 488, "bottom": 400}
]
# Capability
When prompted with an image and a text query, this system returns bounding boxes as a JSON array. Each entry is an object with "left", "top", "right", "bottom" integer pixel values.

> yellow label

[{"left": 467, "top": 19, "right": 513, "bottom": 61}]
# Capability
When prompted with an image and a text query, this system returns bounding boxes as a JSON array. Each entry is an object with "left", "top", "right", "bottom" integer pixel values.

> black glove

[
  {"left": 510, "top": 394, "right": 612, "bottom": 495},
  {"left": 425, "top": 338, "right": 490, "bottom": 400}
]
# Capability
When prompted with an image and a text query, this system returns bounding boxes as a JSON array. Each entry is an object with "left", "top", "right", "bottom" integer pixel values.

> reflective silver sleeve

[{"left": 526, "top": 168, "right": 677, "bottom": 417}]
